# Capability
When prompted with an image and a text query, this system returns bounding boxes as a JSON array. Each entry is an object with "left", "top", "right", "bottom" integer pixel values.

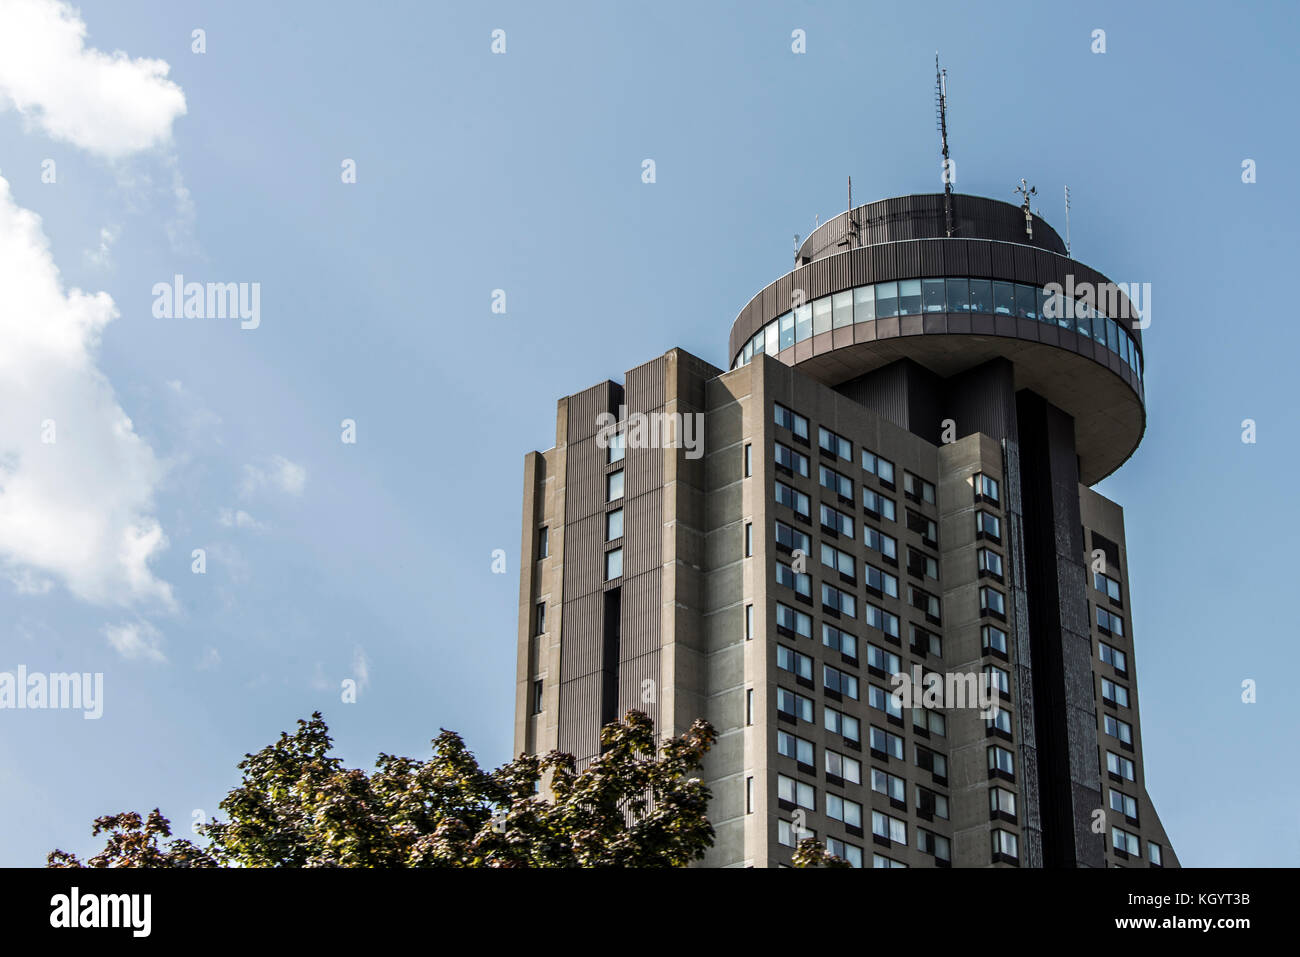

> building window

[
  {"left": 991, "top": 828, "right": 1020, "bottom": 863},
  {"left": 871, "top": 726, "right": 904, "bottom": 759},
  {"left": 822, "top": 582, "right": 857, "bottom": 618},
  {"left": 820, "top": 503, "right": 854, "bottom": 537},
  {"left": 774, "top": 441, "right": 810, "bottom": 477},
  {"left": 822, "top": 623, "right": 857, "bottom": 659},
  {"left": 1148, "top": 842, "right": 1164, "bottom": 867},
  {"left": 914, "top": 745, "right": 947, "bottom": 782},
  {"left": 978, "top": 547, "right": 1004, "bottom": 579},
  {"left": 913, "top": 707, "right": 946, "bottom": 737},
  {"left": 1104, "top": 713, "right": 1133, "bottom": 745},
  {"left": 903, "top": 471, "right": 935, "bottom": 505},
  {"left": 777, "top": 687, "right": 815, "bottom": 723},
  {"left": 864, "top": 563, "right": 899, "bottom": 598},
  {"left": 986, "top": 708, "right": 1012, "bottom": 735},
  {"left": 871, "top": 767, "right": 905, "bottom": 802},
  {"left": 863, "top": 525, "right": 897, "bottom": 560},
  {"left": 1099, "top": 641, "right": 1127, "bottom": 674},
  {"left": 826, "top": 838, "right": 863, "bottom": 868},
  {"left": 824, "top": 664, "right": 859, "bottom": 700},
  {"left": 863, "top": 488, "right": 897, "bottom": 522},
  {"left": 1097, "top": 606, "right": 1125, "bottom": 637},
  {"left": 606, "top": 470, "right": 624, "bottom": 502},
  {"left": 1101, "top": 677, "right": 1130, "bottom": 708},
  {"left": 906, "top": 509, "right": 937, "bottom": 545},
  {"left": 604, "top": 548, "right": 623, "bottom": 581},
  {"left": 862, "top": 449, "right": 896, "bottom": 485},
  {"left": 745, "top": 522, "right": 753, "bottom": 557},
  {"left": 775, "top": 520, "right": 811, "bottom": 555},
  {"left": 774, "top": 481, "right": 810, "bottom": 520},
  {"left": 1110, "top": 787, "right": 1139, "bottom": 821},
  {"left": 910, "top": 624, "right": 942, "bottom": 658},
  {"left": 777, "top": 774, "right": 816, "bottom": 811},
  {"left": 974, "top": 472, "right": 1000, "bottom": 504},
  {"left": 819, "top": 464, "right": 853, "bottom": 500},
  {"left": 988, "top": 745, "right": 1015, "bottom": 779},
  {"left": 778, "top": 819, "right": 815, "bottom": 848},
  {"left": 864, "top": 603, "right": 901, "bottom": 639},
  {"left": 908, "top": 586, "right": 941, "bottom": 622},
  {"left": 743, "top": 443, "right": 752, "bottom": 477},
  {"left": 906, "top": 548, "right": 939, "bottom": 581},
  {"left": 745, "top": 603, "right": 754, "bottom": 640},
  {"left": 983, "top": 664, "right": 1010, "bottom": 696},
  {"left": 980, "top": 586, "right": 1006, "bottom": 618},
  {"left": 777, "top": 644, "right": 814, "bottom": 682},
  {"left": 776, "top": 560, "right": 811, "bottom": 598},
  {"left": 917, "top": 828, "right": 951, "bottom": 862},
  {"left": 990, "top": 786, "right": 1017, "bottom": 820},
  {"left": 872, "top": 810, "right": 907, "bottom": 846},
  {"left": 1094, "top": 570, "right": 1122, "bottom": 603},
  {"left": 746, "top": 776, "right": 754, "bottom": 814},
  {"left": 873, "top": 853, "right": 907, "bottom": 869},
  {"left": 537, "top": 526, "right": 549, "bottom": 559},
  {"left": 606, "top": 508, "right": 623, "bottom": 541},
  {"left": 976, "top": 509, "right": 1001, "bottom": 542},
  {"left": 746, "top": 688, "right": 754, "bottom": 726},
  {"left": 778, "top": 730, "right": 815, "bottom": 766},
  {"left": 825, "top": 706, "right": 861, "bottom": 744},
  {"left": 827, "top": 794, "right": 863, "bottom": 829},
  {"left": 866, "top": 642, "right": 901, "bottom": 676},
  {"left": 531, "top": 679, "right": 543, "bottom": 714},
  {"left": 775, "top": 602, "right": 812, "bottom": 639},
  {"left": 818, "top": 426, "right": 852, "bottom": 461},
  {"left": 982, "top": 623, "right": 1009, "bottom": 656},
  {"left": 1112, "top": 826, "right": 1140, "bottom": 856},
  {"left": 827, "top": 749, "right": 863, "bottom": 784},
  {"left": 868, "top": 684, "right": 901, "bottom": 719},
  {"left": 534, "top": 602, "right": 546, "bottom": 636},
  {"left": 1107, "top": 750, "right": 1136, "bottom": 781},
  {"left": 607, "top": 430, "right": 626, "bottom": 464},
  {"left": 821, "top": 542, "right": 856, "bottom": 579},
  {"left": 773, "top": 403, "right": 809, "bottom": 440}
]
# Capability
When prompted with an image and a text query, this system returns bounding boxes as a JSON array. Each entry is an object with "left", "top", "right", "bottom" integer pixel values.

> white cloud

[
  {"left": 0, "top": 174, "right": 174, "bottom": 608},
  {"left": 0, "top": 0, "right": 186, "bottom": 158},
  {"left": 217, "top": 507, "right": 264, "bottom": 531},
  {"left": 241, "top": 456, "right": 306, "bottom": 498},
  {"left": 84, "top": 224, "right": 119, "bottom": 269},
  {"left": 352, "top": 647, "right": 371, "bottom": 691},
  {"left": 104, "top": 619, "right": 165, "bottom": 662}
]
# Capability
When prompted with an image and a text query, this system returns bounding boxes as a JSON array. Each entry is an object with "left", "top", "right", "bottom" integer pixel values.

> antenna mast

[
  {"left": 1063, "top": 185, "right": 1071, "bottom": 256},
  {"left": 1015, "top": 178, "right": 1037, "bottom": 240},
  {"left": 936, "top": 53, "right": 954, "bottom": 237}
]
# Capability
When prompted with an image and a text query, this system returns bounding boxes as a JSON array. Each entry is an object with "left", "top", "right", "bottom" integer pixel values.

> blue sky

[{"left": 0, "top": 0, "right": 1295, "bottom": 867}]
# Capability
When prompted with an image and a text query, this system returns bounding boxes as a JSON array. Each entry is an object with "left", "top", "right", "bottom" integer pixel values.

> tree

[
  {"left": 49, "top": 709, "right": 721, "bottom": 868},
  {"left": 790, "top": 836, "right": 851, "bottom": 868},
  {"left": 47, "top": 810, "right": 217, "bottom": 868}
]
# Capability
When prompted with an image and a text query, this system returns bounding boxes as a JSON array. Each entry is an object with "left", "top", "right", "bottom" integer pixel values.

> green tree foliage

[{"left": 49, "top": 710, "right": 723, "bottom": 868}]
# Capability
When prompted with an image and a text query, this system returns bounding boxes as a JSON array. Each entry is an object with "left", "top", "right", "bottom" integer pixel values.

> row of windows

[{"left": 734, "top": 278, "right": 1145, "bottom": 383}]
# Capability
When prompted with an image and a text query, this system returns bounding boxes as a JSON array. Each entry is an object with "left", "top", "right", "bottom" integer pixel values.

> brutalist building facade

[{"left": 514, "top": 193, "right": 1178, "bottom": 868}]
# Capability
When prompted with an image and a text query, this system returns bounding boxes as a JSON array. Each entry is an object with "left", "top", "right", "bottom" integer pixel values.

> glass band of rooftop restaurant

[{"left": 732, "top": 278, "right": 1144, "bottom": 383}]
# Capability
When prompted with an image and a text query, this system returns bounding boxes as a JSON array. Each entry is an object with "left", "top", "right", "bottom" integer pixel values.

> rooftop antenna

[
  {"left": 1063, "top": 185, "right": 1071, "bottom": 256},
  {"left": 793, "top": 233, "right": 800, "bottom": 267},
  {"left": 936, "top": 53, "right": 954, "bottom": 237},
  {"left": 839, "top": 175, "right": 861, "bottom": 250},
  {"left": 1015, "top": 178, "right": 1037, "bottom": 240}
]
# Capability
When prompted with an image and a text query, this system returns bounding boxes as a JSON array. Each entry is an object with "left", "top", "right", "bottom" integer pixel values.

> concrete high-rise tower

[{"left": 514, "top": 193, "right": 1177, "bottom": 868}]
